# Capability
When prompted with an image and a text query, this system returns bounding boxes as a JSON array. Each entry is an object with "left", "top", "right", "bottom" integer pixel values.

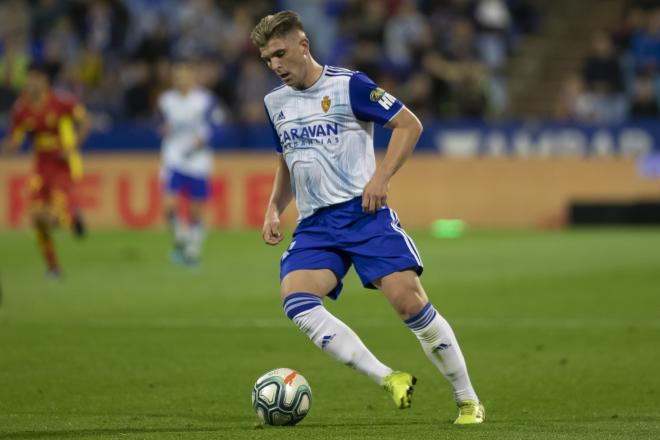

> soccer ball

[{"left": 251, "top": 368, "right": 312, "bottom": 426}]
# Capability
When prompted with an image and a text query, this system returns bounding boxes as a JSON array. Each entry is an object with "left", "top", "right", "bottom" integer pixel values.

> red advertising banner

[
  {"left": 2, "top": 154, "right": 660, "bottom": 229},
  {"left": 0, "top": 154, "right": 296, "bottom": 230}
]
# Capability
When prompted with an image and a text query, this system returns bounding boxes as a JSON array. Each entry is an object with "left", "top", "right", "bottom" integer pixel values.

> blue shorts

[
  {"left": 163, "top": 169, "right": 209, "bottom": 201},
  {"left": 280, "top": 197, "right": 423, "bottom": 299}
]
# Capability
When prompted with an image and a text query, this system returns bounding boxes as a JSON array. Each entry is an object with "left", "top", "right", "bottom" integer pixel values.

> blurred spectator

[
  {"left": 630, "top": 7, "right": 660, "bottom": 73},
  {"left": 0, "top": 0, "right": 31, "bottom": 44},
  {"left": 175, "top": 0, "right": 226, "bottom": 57},
  {"left": 579, "top": 31, "right": 627, "bottom": 122},
  {"left": 43, "top": 16, "right": 81, "bottom": 66},
  {"left": 197, "top": 59, "right": 237, "bottom": 117},
  {"left": 121, "top": 59, "right": 152, "bottom": 119},
  {"left": 584, "top": 31, "right": 624, "bottom": 94},
  {"left": 32, "top": 0, "right": 67, "bottom": 41},
  {"left": 508, "top": 0, "right": 541, "bottom": 35},
  {"left": 474, "top": 0, "right": 511, "bottom": 114},
  {"left": 235, "top": 58, "right": 276, "bottom": 124},
  {"left": 573, "top": 1, "right": 660, "bottom": 121},
  {"left": 0, "top": 36, "right": 31, "bottom": 112},
  {"left": 629, "top": 73, "right": 660, "bottom": 117},
  {"left": 133, "top": 16, "right": 172, "bottom": 63},
  {"left": 474, "top": 0, "right": 510, "bottom": 70},
  {"left": 554, "top": 74, "right": 595, "bottom": 121},
  {"left": 383, "top": 0, "right": 431, "bottom": 69},
  {"left": 0, "top": 0, "right": 540, "bottom": 124}
]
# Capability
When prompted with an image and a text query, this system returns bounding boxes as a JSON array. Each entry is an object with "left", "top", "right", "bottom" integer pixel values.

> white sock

[
  {"left": 284, "top": 293, "right": 393, "bottom": 385},
  {"left": 185, "top": 220, "right": 205, "bottom": 260},
  {"left": 173, "top": 217, "right": 188, "bottom": 250},
  {"left": 405, "top": 303, "right": 479, "bottom": 403}
]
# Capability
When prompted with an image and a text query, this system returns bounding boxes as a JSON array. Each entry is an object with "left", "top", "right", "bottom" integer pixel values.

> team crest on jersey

[{"left": 321, "top": 95, "right": 331, "bottom": 113}]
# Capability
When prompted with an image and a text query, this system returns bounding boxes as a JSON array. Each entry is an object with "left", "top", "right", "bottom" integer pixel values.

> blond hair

[{"left": 250, "top": 11, "right": 305, "bottom": 48}]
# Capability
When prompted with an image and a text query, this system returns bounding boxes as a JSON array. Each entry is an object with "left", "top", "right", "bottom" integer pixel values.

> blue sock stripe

[
  {"left": 283, "top": 298, "right": 321, "bottom": 315},
  {"left": 283, "top": 297, "right": 321, "bottom": 316},
  {"left": 404, "top": 303, "right": 437, "bottom": 330},
  {"left": 410, "top": 310, "right": 437, "bottom": 330},
  {"left": 283, "top": 294, "right": 322, "bottom": 310},
  {"left": 283, "top": 293, "right": 323, "bottom": 319},
  {"left": 404, "top": 302, "right": 432, "bottom": 325}
]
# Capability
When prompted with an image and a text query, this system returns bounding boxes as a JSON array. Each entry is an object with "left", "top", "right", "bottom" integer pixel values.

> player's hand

[
  {"left": 184, "top": 138, "right": 206, "bottom": 158},
  {"left": 262, "top": 212, "right": 284, "bottom": 245},
  {"left": 362, "top": 173, "right": 389, "bottom": 213}
]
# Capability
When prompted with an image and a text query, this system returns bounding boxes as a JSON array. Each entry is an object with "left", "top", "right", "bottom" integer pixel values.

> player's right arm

[
  {"left": 1, "top": 104, "right": 27, "bottom": 154},
  {"left": 263, "top": 154, "right": 292, "bottom": 245}
]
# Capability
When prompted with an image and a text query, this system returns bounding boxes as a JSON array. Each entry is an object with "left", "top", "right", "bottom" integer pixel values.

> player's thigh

[
  {"left": 29, "top": 175, "right": 53, "bottom": 226},
  {"left": 373, "top": 270, "right": 429, "bottom": 320},
  {"left": 280, "top": 269, "right": 339, "bottom": 300}
]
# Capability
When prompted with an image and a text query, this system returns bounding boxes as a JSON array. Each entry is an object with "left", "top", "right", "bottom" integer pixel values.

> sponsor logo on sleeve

[{"left": 370, "top": 87, "right": 396, "bottom": 110}]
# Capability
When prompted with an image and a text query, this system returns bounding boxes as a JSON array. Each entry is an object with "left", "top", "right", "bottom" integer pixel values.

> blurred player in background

[
  {"left": 252, "top": 11, "right": 484, "bottom": 424},
  {"left": 1, "top": 61, "right": 90, "bottom": 278},
  {"left": 158, "top": 59, "right": 223, "bottom": 266}
]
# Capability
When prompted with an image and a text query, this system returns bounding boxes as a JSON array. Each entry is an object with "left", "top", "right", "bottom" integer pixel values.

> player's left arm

[
  {"left": 348, "top": 72, "right": 423, "bottom": 213},
  {"left": 362, "top": 107, "right": 422, "bottom": 213},
  {"left": 72, "top": 103, "right": 92, "bottom": 146},
  {"left": 191, "top": 94, "right": 225, "bottom": 154},
  {"left": 58, "top": 101, "right": 91, "bottom": 161}
]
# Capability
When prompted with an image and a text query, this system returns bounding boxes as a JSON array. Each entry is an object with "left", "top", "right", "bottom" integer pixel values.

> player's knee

[
  {"left": 394, "top": 295, "right": 427, "bottom": 320},
  {"left": 31, "top": 211, "right": 49, "bottom": 229},
  {"left": 388, "top": 282, "right": 427, "bottom": 319}
]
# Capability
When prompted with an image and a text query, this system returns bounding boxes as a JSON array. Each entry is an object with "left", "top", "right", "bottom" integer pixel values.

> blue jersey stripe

[{"left": 327, "top": 66, "right": 354, "bottom": 73}]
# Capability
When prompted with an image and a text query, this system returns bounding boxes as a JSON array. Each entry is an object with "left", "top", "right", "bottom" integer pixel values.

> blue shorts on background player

[
  {"left": 251, "top": 10, "right": 485, "bottom": 425},
  {"left": 164, "top": 168, "right": 210, "bottom": 201}
]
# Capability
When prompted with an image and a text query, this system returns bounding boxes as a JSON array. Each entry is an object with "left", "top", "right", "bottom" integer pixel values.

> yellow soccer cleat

[
  {"left": 454, "top": 400, "right": 485, "bottom": 425},
  {"left": 382, "top": 371, "right": 416, "bottom": 409}
]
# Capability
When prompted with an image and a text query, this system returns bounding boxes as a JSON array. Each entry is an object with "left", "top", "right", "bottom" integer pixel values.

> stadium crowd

[
  {"left": 0, "top": 0, "right": 540, "bottom": 125},
  {"left": 555, "top": 0, "right": 660, "bottom": 121}
]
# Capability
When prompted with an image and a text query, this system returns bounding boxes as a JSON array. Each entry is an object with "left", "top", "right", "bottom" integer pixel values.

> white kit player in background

[
  {"left": 158, "top": 59, "right": 225, "bottom": 266},
  {"left": 251, "top": 11, "right": 485, "bottom": 425}
]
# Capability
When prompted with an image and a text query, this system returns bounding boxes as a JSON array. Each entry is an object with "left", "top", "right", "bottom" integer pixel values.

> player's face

[
  {"left": 25, "top": 71, "right": 49, "bottom": 98},
  {"left": 260, "top": 32, "right": 308, "bottom": 89},
  {"left": 172, "top": 64, "right": 196, "bottom": 91}
]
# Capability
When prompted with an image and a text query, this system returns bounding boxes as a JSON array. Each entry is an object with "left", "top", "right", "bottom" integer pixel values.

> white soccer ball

[{"left": 251, "top": 368, "right": 312, "bottom": 426}]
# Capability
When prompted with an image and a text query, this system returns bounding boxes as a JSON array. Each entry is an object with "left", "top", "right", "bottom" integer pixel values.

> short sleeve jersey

[
  {"left": 264, "top": 65, "right": 404, "bottom": 220},
  {"left": 158, "top": 88, "right": 220, "bottom": 178},
  {"left": 9, "top": 92, "right": 83, "bottom": 154}
]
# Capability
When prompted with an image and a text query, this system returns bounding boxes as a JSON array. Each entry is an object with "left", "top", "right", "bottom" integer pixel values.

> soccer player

[
  {"left": 251, "top": 11, "right": 485, "bottom": 424},
  {"left": 1, "top": 61, "right": 90, "bottom": 278},
  {"left": 158, "top": 60, "right": 223, "bottom": 266}
]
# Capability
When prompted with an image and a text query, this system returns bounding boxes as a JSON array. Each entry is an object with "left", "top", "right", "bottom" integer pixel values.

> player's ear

[{"left": 299, "top": 37, "right": 310, "bottom": 55}]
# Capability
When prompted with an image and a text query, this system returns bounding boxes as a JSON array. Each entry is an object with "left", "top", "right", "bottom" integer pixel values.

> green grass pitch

[{"left": 0, "top": 228, "right": 659, "bottom": 439}]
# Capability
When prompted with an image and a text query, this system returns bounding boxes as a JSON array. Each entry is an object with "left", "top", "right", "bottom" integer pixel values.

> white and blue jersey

[
  {"left": 264, "top": 65, "right": 404, "bottom": 220},
  {"left": 264, "top": 66, "right": 423, "bottom": 297},
  {"left": 158, "top": 87, "right": 223, "bottom": 199}
]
